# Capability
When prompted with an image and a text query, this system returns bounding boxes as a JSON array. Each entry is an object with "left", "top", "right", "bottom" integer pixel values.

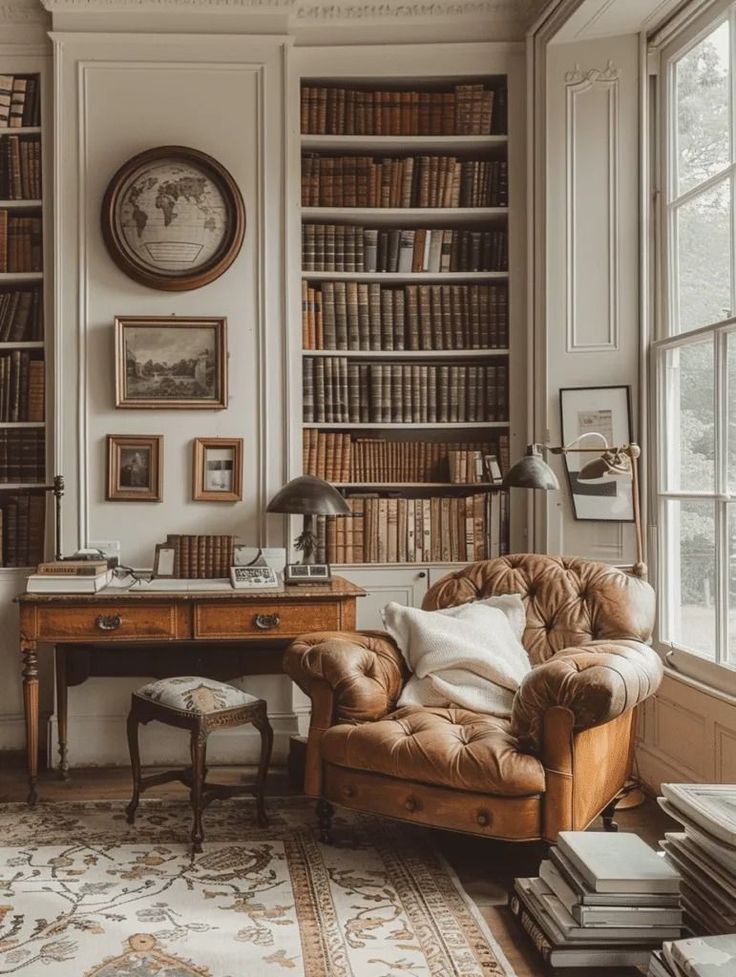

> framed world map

[{"left": 101, "top": 146, "right": 246, "bottom": 291}]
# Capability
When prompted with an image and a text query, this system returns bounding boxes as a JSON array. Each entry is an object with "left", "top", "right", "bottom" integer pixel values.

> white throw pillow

[{"left": 381, "top": 595, "right": 531, "bottom": 718}]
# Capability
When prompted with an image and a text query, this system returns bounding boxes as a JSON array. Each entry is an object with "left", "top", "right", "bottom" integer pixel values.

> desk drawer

[
  {"left": 35, "top": 604, "right": 177, "bottom": 640},
  {"left": 194, "top": 601, "right": 341, "bottom": 639}
]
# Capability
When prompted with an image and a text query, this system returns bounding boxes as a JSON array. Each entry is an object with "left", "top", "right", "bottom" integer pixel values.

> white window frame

[{"left": 654, "top": 0, "right": 736, "bottom": 695}]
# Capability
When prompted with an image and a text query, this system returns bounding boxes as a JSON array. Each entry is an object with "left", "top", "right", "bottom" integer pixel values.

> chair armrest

[
  {"left": 510, "top": 639, "right": 663, "bottom": 754},
  {"left": 283, "top": 630, "right": 408, "bottom": 724}
]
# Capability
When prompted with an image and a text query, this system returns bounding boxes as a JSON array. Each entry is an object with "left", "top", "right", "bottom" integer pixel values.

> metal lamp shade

[
  {"left": 502, "top": 445, "right": 560, "bottom": 491},
  {"left": 266, "top": 475, "right": 351, "bottom": 516}
]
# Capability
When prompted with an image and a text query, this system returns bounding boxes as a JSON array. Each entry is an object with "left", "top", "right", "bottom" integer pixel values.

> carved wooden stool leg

[
  {"left": 602, "top": 798, "right": 619, "bottom": 832},
  {"left": 190, "top": 721, "right": 208, "bottom": 854},
  {"left": 253, "top": 706, "right": 273, "bottom": 828},
  {"left": 316, "top": 798, "right": 334, "bottom": 844},
  {"left": 126, "top": 706, "right": 142, "bottom": 825}
]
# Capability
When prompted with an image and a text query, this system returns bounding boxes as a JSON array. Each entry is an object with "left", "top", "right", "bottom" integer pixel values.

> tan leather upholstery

[{"left": 285, "top": 555, "right": 662, "bottom": 842}]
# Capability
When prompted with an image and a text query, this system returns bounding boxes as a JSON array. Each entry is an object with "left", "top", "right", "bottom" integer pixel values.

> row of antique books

[
  {"left": 303, "top": 359, "right": 508, "bottom": 424},
  {"left": 302, "top": 282, "right": 508, "bottom": 351},
  {"left": 0, "top": 428, "right": 45, "bottom": 483},
  {"left": 302, "top": 431, "right": 509, "bottom": 483},
  {"left": 0, "top": 134, "right": 41, "bottom": 200},
  {"left": 320, "top": 491, "right": 507, "bottom": 564},
  {"left": 656, "top": 782, "right": 736, "bottom": 937},
  {"left": 0, "top": 287, "right": 43, "bottom": 342},
  {"left": 302, "top": 155, "right": 507, "bottom": 209},
  {"left": 510, "top": 831, "right": 683, "bottom": 970},
  {"left": 0, "top": 212, "right": 43, "bottom": 273},
  {"left": 302, "top": 224, "right": 507, "bottom": 273},
  {"left": 0, "top": 491, "right": 45, "bottom": 567},
  {"left": 0, "top": 352, "right": 44, "bottom": 421},
  {"left": 301, "top": 83, "right": 506, "bottom": 136},
  {"left": 164, "top": 533, "right": 235, "bottom": 579},
  {"left": 0, "top": 75, "right": 40, "bottom": 129}
]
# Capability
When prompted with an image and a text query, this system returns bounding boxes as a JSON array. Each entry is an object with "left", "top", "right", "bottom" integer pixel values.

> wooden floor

[{"left": 0, "top": 765, "right": 679, "bottom": 977}]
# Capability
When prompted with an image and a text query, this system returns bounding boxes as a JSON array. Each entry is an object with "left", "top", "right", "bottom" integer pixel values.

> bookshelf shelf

[
  {"left": 303, "top": 348, "right": 508, "bottom": 358},
  {"left": 0, "top": 272, "right": 43, "bottom": 282},
  {"left": 301, "top": 134, "right": 507, "bottom": 152},
  {"left": 0, "top": 199, "right": 41, "bottom": 208},
  {"left": 0, "top": 126, "right": 40, "bottom": 135},
  {"left": 302, "top": 271, "right": 507, "bottom": 283},
  {"left": 0, "top": 421, "right": 44, "bottom": 428},
  {"left": 0, "top": 483, "right": 45, "bottom": 490},
  {"left": 302, "top": 207, "right": 507, "bottom": 225},
  {"left": 304, "top": 421, "right": 508, "bottom": 429},
  {"left": 0, "top": 341, "right": 43, "bottom": 349},
  {"left": 298, "top": 68, "right": 512, "bottom": 569}
]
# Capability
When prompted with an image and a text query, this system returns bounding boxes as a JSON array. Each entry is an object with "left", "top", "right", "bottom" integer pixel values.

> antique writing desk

[{"left": 16, "top": 577, "right": 364, "bottom": 803}]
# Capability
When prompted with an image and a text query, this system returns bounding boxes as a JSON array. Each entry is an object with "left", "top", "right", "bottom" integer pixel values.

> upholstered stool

[{"left": 125, "top": 676, "right": 273, "bottom": 852}]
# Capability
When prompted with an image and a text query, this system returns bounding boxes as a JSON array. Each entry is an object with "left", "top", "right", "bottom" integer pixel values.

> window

[{"left": 656, "top": 4, "right": 736, "bottom": 686}]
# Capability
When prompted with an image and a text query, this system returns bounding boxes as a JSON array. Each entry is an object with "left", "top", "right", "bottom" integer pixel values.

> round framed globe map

[{"left": 101, "top": 146, "right": 245, "bottom": 291}]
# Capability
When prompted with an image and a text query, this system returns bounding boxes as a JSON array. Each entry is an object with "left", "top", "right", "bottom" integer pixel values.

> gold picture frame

[
  {"left": 115, "top": 315, "right": 228, "bottom": 410},
  {"left": 192, "top": 437, "right": 243, "bottom": 502},
  {"left": 106, "top": 434, "right": 163, "bottom": 502}
]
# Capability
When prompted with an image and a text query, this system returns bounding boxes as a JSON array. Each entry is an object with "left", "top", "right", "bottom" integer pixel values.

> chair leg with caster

[
  {"left": 317, "top": 798, "right": 334, "bottom": 844},
  {"left": 602, "top": 798, "right": 619, "bottom": 832}
]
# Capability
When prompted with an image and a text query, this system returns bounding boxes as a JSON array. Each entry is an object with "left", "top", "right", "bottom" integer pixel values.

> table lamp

[{"left": 266, "top": 475, "right": 350, "bottom": 583}]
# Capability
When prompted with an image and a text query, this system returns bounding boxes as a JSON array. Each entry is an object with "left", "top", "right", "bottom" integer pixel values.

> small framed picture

[
  {"left": 484, "top": 454, "right": 503, "bottom": 485},
  {"left": 106, "top": 434, "right": 163, "bottom": 502},
  {"left": 115, "top": 315, "right": 228, "bottom": 410},
  {"left": 192, "top": 437, "right": 243, "bottom": 502},
  {"left": 230, "top": 565, "right": 280, "bottom": 589},
  {"left": 153, "top": 544, "right": 176, "bottom": 578}
]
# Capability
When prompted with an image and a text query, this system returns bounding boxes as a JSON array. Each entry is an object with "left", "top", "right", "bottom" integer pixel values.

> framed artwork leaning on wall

[
  {"left": 115, "top": 315, "right": 228, "bottom": 410},
  {"left": 106, "top": 434, "right": 163, "bottom": 502},
  {"left": 192, "top": 437, "right": 243, "bottom": 502}
]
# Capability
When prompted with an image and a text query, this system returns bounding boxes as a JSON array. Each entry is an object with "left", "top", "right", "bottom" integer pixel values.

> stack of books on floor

[
  {"left": 509, "top": 830, "right": 683, "bottom": 969},
  {"left": 657, "top": 782, "right": 736, "bottom": 936},
  {"left": 26, "top": 559, "right": 113, "bottom": 592},
  {"left": 648, "top": 935, "right": 736, "bottom": 977}
]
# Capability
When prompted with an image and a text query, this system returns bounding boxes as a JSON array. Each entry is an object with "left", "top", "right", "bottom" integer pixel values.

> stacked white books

[
  {"left": 648, "top": 934, "right": 736, "bottom": 977},
  {"left": 657, "top": 783, "right": 736, "bottom": 936},
  {"left": 509, "top": 831, "right": 683, "bottom": 969},
  {"left": 26, "top": 560, "right": 113, "bottom": 593}
]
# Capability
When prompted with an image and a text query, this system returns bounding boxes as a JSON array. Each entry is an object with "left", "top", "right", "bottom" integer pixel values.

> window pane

[
  {"left": 675, "top": 20, "right": 730, "bottom": 196},
  {"left": 664, "top": 499, "right": 716, "bottom": 659},
  {"left": 676, "top": 178, "right": 732, "bottom": 332},
  {"left": 662, "top": 337, "right": 715, "bottom": 492},
  {"left": 730, "top": 504, "right": 736, "bottom": 664},
  {"left": 729, "top": 332, "right": 736, "bottom": 494}
]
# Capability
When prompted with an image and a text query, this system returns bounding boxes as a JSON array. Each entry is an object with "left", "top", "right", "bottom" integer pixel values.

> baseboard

[
  {"left": 634, "top": 742, "right": 696, "bottom": 793},
  {"left": 47, "top": 712, "right": 298, "bottom": 769}
]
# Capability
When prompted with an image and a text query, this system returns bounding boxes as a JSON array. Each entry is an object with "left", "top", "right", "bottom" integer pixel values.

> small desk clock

[{"left": 284, "top": 563, "right": 331, "bottom": 584}]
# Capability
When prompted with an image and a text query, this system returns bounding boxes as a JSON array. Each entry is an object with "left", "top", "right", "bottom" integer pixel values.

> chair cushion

[
  {"left": 135, "top": 676, "right": 258, "bottom": 714},
  {"left": 321, "top": 705, "right": 545, "bottom": 796}
]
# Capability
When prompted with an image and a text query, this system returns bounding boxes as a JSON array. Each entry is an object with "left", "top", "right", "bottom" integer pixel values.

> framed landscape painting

[{"left": 115, "top": 315, "right": 227, "bottom": 409}]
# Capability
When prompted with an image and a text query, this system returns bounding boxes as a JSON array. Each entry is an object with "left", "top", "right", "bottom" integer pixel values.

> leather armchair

[{"left": 284, "top": 555, "right": 662, "bottom": 843}]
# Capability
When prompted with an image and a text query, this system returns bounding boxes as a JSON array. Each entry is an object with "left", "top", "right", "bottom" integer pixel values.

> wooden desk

[{"left": 17, "top": 577, "right": 364, "bottom": 804}]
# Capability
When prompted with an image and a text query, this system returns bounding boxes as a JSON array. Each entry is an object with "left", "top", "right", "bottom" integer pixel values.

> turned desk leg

[
  {"left": 55, "top": 648, "right": 69, "bottom": 781},
  {"left": 21, "top": 639, "right": 39, "bottom": 805}
]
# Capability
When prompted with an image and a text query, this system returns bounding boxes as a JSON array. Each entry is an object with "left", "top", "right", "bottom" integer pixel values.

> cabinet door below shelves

[{"left": 339, "top": 566, "right": 429, "bottom": 629}]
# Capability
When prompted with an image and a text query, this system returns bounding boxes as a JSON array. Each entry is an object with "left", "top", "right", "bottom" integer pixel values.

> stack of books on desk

[
  {"left": 26, "top": 559, "right": 113, "bottom": 593},
  {"left": 657, "top": 782, "right": 736, "bottom": 935},
  {"left": 648, "top": 935, "right": 736, "bottom": 977},
  {"left": 509, "top": 830, "right": 683, "bottom": 969}
]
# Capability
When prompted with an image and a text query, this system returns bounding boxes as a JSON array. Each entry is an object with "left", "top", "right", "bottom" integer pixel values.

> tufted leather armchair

[{"left": 284, "top": 555, "right": 662, "bottom": 843}]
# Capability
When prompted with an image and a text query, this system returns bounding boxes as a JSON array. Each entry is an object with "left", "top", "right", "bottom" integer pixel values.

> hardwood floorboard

[{"left": 0, "top": 766, "right": 680, "bottom": 977}]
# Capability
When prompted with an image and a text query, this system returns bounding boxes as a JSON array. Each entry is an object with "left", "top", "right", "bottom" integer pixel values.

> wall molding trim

[{"left": 564, "top": 58, "right": 620, "bottom": 353}]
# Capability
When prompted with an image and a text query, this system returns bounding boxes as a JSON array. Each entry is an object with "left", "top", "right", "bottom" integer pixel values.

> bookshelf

[
  {"left": 295, "top": 55, "right": 522, "bottom": 572},
  {"left": 0, "top": 66, "right": 49, "bottom": 569}
]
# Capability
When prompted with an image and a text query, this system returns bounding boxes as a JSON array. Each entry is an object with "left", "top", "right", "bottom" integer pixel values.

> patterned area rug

[{"left": 0, "top": 797, "right": 515, "bottom": 977}]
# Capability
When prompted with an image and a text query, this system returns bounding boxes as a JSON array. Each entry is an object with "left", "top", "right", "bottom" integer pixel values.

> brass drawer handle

[
  {"left": 95, "top": 614, "right": 121, "bottom": 632},
  {"left": 254, "top": 613, "right": 280, "bottom": 631}
]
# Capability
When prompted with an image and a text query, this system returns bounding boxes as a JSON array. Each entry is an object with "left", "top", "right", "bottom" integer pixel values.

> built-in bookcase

[
  {"left": 296, "top": 59, "right": 519, "bottom": 568},
  {"left": 0, "top": 68, "right": 49, "bottom": 568}
]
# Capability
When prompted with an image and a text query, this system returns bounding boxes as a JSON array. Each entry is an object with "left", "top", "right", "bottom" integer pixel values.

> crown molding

[
  {"left": 40, "top": 0, "right": 294, "bottom": 10},
  {"left": 0, "top": 0, "right": 49, "bottom": 22}
]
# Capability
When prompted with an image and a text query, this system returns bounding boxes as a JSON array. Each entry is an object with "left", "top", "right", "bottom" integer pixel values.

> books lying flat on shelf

[
  {"left": 302, "top": 155, "right": 507, "bottom": 208},
  {"left": 26, "top": 568, "right": 113, "bottom": 593},
  {"left": 301, "top": 82, "right": 506, "bottom": 136},
  {"left": 36, "top": 559, "right": 108, "bottom": 576},
  {"left": 648, "top": 936, "right": 736, "bottom": 977},
  {"left": 657, "top": 782, "right": 736, "bottom": 936},
  {"left": 302, "top": 282, "right": 508, "bottom": 352},
  {"left": 558, "top": 830, "right": 681, "bottom": 894},
  {"left": 0, "top": 75, "right": 40, "bottom": 129},
  {"left": 510, "top": 831, "right": 684, "bottom": 970}
]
